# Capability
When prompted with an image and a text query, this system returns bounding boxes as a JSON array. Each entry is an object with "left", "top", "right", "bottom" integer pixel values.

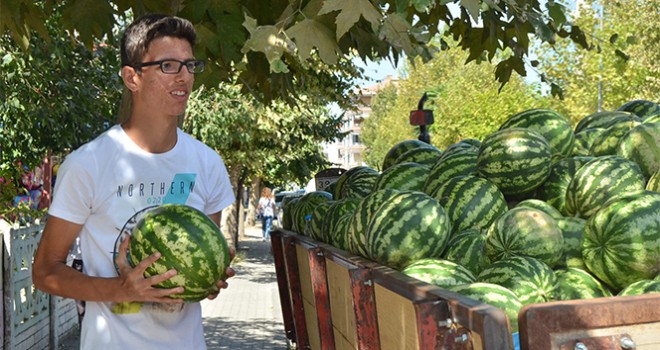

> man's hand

[
  {"left": 114, "top": 235, "right": 184, "bottom": 304},
  {"left": 207, "top": 247, "right": 236, "bottom": 300}
]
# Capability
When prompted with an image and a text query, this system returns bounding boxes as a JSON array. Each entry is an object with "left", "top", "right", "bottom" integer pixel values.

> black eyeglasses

[{"left": 131, "top": 59, "right": 205, "bottom": 74}]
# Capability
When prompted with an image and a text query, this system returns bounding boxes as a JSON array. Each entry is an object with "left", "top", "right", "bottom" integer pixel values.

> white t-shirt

[
  {"left": 258, "top": 197, "right": 275, "bottom": 217},
  {"left": 49, "top": 125, "right": 235, "bottom": 350}
]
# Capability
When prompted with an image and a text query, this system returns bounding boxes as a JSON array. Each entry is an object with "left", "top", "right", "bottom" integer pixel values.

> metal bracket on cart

[{"left": 560, "top": 333, "right": 636, "bottom": 350}]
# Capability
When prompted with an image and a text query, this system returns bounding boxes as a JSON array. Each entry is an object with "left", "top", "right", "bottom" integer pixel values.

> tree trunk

[
  {"left": 222, "top": 164, "right": 243, "bottom": 250},
  {"left": 247, "top": 176, "right": 261, "bottom": 227}
]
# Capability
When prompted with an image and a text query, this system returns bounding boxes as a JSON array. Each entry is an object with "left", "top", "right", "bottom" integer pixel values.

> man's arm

[{"left": 32, "top": 215, "right": 184, "bottom": 303}]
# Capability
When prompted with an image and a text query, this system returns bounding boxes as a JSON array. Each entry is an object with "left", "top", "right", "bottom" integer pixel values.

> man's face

[{"left": 133, "top": 36, "right": 195, "bottom": 118}]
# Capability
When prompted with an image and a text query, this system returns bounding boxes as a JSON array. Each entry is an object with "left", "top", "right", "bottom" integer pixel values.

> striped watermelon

[
  {"left": 616, "top": 122, "right": 660, "bottom": 179},
  {"left": 554, "top": 268, "right": 613, "bottom": 301},
  {"left": 572, "top": 128, "right": 605, "bottom": 156},
  {"left": 394, "top": 146, "right": 442, "bottom": 167},
  {"left": 589, "top": 120, "right": 641, "bottom": 156},
  {"left": 477, "top": 255, "right": 557, "bottom": 305},
  {"left": 345, "top": 189, "right": 400, "bottom": 257},
  {"left": 574, "top": 111, "right": 641, "bottom": 133},
  {"left": 423, "top": 147, "right": 478, "bottom": 196},
  {"left": 486, "top": 207, "right": 564, "bottom": 267},
  {"left": 442, "top": 228, "right": 489, "bottom": 276},
  {"left": 382, "top": 139, "right": 435, "bottom": 171},
  {"left": 499, "top": 108, "right": 575, "bottom": 157},
  {"left": 305, "top": 201, "right": 334, "bottom": 240},
  {"left": 366, "top": 191, "right": 451, "bottom": 270},
  {"left": 321, "top": 198, "right": 360, "bottom": 245},
  {"left": 477, "top": 128, "right": 552, "bottom": 197},
  {"left": 335, "top": 168, "right": 379, "bottom": 200},
  {"left": 565, "top": 156, "right": 646, "bottom": 219},
  {"left": 373, "top": 162, "right": 430, "bottom": 192},
  {"left": 281, "top": 195, "right": 303, "bottom": 231},
  {"left": 617, "top": 99, "right": 660, "bottom": 119},
  {"left": 514, "top": 199, "right": 562, "bottom": 220},
  {"left": 330, "top": 212, "right": 353, "bottom": 251},
  {"left": 449, "top": 283, "right": 523, "bottom": 332},
  {"left": 333, "top": 166, "right": 377, "bottom": 199},
  {"left": 128, "top": 204, "right": 231, "bottom": 302},
  {"left": 536, "top": 156, "right": 593, "bottom": 216},
  {"left": 618, "top": 279, "right": 660, "bottom": 296},
  {"left": 438, "top": 138, "right": 481, "bottom": 161},
  {"left": 431, "top": 175, "right": 507, "bottom": 236},
  {"left": 582, "top": 190, "right": 660, "bottom": 291},
  {"left": 402, "top": 258, "right": 476, "bottom": 289},
  {"left": 291, "top": 191, "right": 333, "bottom": 234},
  {"left": 556, "top": 217, "right": 587, "bottom": 269},
  {"left": 645, "top": 113, "right": 660, "bottom": 124},
  {"left": 648, "top": 169, "right": 660, "bottom": 192}
]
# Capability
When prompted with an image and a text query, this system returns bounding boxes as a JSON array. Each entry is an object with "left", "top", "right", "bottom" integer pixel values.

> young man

[{"left": 32, "top": 14, "right": 235, "bottom": 349}]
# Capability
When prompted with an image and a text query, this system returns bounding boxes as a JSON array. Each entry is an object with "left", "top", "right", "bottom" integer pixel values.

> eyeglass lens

[{"left": 161, "top": 60, "right": 204, "bottom": 74}]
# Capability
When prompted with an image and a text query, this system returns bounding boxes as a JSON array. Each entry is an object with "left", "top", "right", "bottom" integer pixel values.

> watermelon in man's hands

[{"left": 128, "top": 204, "right": 231, "bottom": 302}]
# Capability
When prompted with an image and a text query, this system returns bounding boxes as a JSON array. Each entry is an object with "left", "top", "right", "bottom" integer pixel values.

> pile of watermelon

[{"left": 282, "top": 99, "right": 660, "bottom": 333}]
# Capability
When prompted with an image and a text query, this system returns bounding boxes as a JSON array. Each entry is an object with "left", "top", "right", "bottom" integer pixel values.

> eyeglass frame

[{"left": 128, "top": 59, "right": 205, "bottom": 74}]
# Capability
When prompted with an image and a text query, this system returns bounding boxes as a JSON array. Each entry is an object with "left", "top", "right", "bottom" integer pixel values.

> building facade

[{"left": 324, "top": 75, "right": 398, "bottom": 170}]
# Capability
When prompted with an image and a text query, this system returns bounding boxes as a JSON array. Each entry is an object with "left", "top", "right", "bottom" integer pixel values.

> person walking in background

[{"left": 257, "top": 187, "right": 276, "bottom": 241}]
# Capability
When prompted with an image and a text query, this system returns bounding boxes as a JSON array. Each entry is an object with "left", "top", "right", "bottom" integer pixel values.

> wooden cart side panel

[
  {"left": 326, "top": 259, "right": 358, "bottom": 349},
  {"left": 283, "top": 235, "right": 310, "bottom": 349},
  {"left": 302, "top": 298, "right": 321, "bottom": 350},
  {"left": 349, "top": 268, "right": 381, "bottom": 350},
  {"left": 374, "top": 283, "right": 419, "bottom": 350},
  {"left": 307, "top": 248, "right": 336, "bottom": 350},
  {"left": 519, "top": 294, "right": 660, "bottom": 350},
  {"left": 270, "top": 230, "right": 296, "bottom": 341}
]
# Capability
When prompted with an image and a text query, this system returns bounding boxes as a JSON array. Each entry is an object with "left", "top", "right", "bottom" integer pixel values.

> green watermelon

[
  {"left": 565, "top": 156, "right": 646, "bottom": 219},
  {"left": 321, "top": 198, "right": 360, "bottom": 245},
  {"left": 556, "top": 217, "right": 587, "bottom": 269},
  {"left": 477, "top": 255, "right": 557, "bottom": 305},
  {"left": 281, "top": 195, "right": 303, "bottom": 231},
  {"left": 648, "top": 169, "right": 660, "bottom": 192},
  {"left": 616, "top": 122, "right": 660, "bottom": 179},
  {"left": 449, "top": 282, "right": 523, "bottom": 332},
  {"left": 582, "top": 190, "right": 660, "bottom": 291},
  {"left": 486, "top": 207, "right": 564, "bottom": 267},
  {"left": 333, "top": 166, "right": 377, "bottom": 199},
  {"left": 305, "top": 201, "right": 334, "bottom": 240},
  {"left": 442, "top": 228, "right": 489, "bottom": 276},
  {"left": 394, "top": 146, "right": 442, "bottom": 167},
  {"left": 536, "top": 156, "right": 594, "bottom": 216},
  {"left": 330, "top": 213, "right": 353, "bottom": 251},
  {"left": 382, "top": 139, "right": 435, "bottom": 171},
  {"left": 574, "top": 111, "right": 641, "bottom": 133},
  {"left": 373, "top": 162, "right": 430, "bottom": 192},
  {"left": 477, "top": 128, "right": 552, "bottom": 197},
  {"left": 514, "top": 199, "right": 562, "bottom": 220},
  {"left": 431, "top": 175, "right": 507, "bottom": 236},
  {"left": 589, "top": 119, "right": 641, "bottom": 156},
  {"left": 128, "top": 204, "right": 231, "bottom": 302},
  {"left": 423, "top": 147, "right": 478, "bottom": 196},
  {"left": 336, "top": 167, "right": 379, "bottom": 200},
  {"left": 572, "top": 128, "right": 605, "bottom": 156},
  {"left": 554, "top": 267, "right": 613, "bottom": 301},
  {"left": 291, "top": 191, "right": 333, "bottom": 234},
  {"left": 345, "top": 189, "right": 400, "bottom": 257},
  {"left": 499, "top": 108, "right": 575, "bottom": 157},
  {"left": 402, "top": 258, "right": 476, "bottom": 289},
  {"left": 644, "top": 113, "right": 660, "bottom": 124},
  {"left": 366, "top": 191, "right": 451, "bottom": 270},
  {"left": 438, "top": 139, "right": 481, "bottom": 161},
  {"left": 617, "top": 99, "right": 660, "bottom": 119},
  {"left": 618, "top": 279, "right": 660, "bottom": 296}
]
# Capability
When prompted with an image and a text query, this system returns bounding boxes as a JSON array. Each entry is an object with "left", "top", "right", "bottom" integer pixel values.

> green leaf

[
  {"left": 286, "top": 19, "right": 340, "bottom": 64},
  {"left": 379, "top": 13, "right": 413, "bottom": 53},
  {"left": 609, "top": 33, "right": 618, "bottom": 44},
  {"left": 614, "top": 49, "right": 629, "bottom": 61},
  {"left": 242, "top": 15, "right": 294, "bottom": 67},
  {"left": 319, "top": 0, "right": 382, "bottom": 38},
  {"left": 460, "top": 0, "right": 481, "bottom": 22},
  {"left": 62, "top": 0, "right": 115, "bottom": 48},
  {"left": 547, "top": 2, "right": 567, "bottom": 26}
]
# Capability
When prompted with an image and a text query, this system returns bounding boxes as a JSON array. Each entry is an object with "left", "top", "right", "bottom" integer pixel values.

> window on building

[{"left": 352, "top": 134, "right": 360, "bottom": 144}]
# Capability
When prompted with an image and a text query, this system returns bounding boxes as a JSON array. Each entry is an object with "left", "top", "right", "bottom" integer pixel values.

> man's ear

[{"left": 121, "top": 66, "right": 140, "bottom": 92}]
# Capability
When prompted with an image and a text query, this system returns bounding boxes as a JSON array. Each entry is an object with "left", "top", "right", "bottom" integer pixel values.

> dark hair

[{"left": 120, "top": 14, "right": 196, "bottom": 67}]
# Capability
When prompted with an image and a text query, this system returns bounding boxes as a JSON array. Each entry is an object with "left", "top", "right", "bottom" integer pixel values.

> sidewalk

[{"left": 59, "top": 224, "right": 289, "bottom": 349}]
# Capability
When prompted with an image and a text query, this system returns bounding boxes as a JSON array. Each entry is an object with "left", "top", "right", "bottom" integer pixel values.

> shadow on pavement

[{"left": 204, "top": 318, "right": 290, "bottom": 350}]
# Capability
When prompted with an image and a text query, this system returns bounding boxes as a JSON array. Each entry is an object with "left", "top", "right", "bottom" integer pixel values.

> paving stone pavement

[{"left": 59, "top": 224, "right": 290, "bottom": 349}]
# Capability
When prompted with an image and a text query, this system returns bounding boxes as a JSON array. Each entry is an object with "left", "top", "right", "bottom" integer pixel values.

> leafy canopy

[{"left": 2, "top": 0, "right": 588, "bottom": 104}]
